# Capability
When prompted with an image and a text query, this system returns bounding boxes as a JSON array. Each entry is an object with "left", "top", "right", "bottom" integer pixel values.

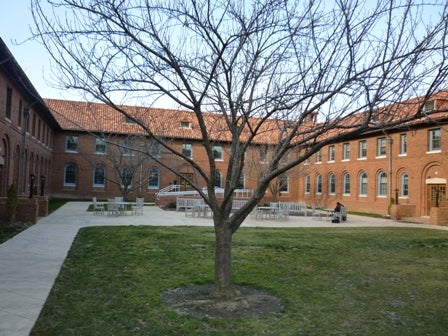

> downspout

[{"left": 386, "top": 132, "right": 393, "bottom": 218}]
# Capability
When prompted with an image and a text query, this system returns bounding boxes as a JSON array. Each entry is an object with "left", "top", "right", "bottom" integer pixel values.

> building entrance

[{"left": 427, "top": 184, "right": 446, "bottom": 214}]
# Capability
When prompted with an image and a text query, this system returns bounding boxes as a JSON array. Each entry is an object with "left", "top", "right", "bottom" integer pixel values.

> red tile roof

[
  {"left": 44, "top": 98, "right": 282, "bottom": 143},
  {"left": 45, "top": 90, "right": 448, "bottom": 145}
]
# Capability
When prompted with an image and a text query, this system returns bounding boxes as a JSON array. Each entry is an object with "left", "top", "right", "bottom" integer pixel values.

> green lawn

[{"left": 32, "top": 226, "right": 448, "bottom": 335}]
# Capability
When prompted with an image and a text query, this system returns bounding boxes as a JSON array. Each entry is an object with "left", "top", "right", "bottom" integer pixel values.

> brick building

[
  {"left": 0, "top": 38, "right": 59, "bottom": 222},
  {"left": 1, "top": 36, "right": 448, "bottom": 221}
]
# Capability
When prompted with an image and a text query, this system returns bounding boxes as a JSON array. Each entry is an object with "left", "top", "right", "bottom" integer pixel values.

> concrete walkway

[{"left": 1, "top": 202, "right": 447, "bottom": 336}]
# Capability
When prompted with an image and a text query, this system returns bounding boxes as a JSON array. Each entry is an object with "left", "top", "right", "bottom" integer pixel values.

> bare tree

[{"left": 32, "top": 0, "right": 448, "bottom": 296}]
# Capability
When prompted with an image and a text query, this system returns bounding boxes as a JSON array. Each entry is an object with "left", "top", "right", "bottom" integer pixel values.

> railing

[{"left": 156, "top": 185, "right": 251, "bottom": 199}]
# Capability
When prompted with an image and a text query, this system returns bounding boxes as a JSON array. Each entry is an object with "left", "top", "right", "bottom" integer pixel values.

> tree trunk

[{"left": 213, "top": 221, "right": 235, "bottom": 297}]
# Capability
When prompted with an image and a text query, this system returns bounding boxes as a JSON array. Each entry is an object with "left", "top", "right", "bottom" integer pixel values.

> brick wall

[{"left": 0, "top": 197, "right": 42, "bottom": 224}]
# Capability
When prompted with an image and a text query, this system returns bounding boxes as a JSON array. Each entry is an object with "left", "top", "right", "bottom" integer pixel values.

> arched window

[
  {"left": 148, "top": 167, "right": 160, "bottom": 189},
  {"left": 359, "top": 172, "right": 368, "bottom": 196},
  {"left": 316, "top": 174, "right": 322, "bottom": 194},
  {"left": 93, "top": 165, "right": 106, "bottom": 187},
  {"left": 377, "top": 171, "right": 387, "bottom": 196},
  {"left": 236, "top": 174, "right": 245, "bottom": 189},
  {"left": 401, "top": 173, "right": 409, "bottom": 197},
  {"left": 304, "top": 175, "right": 311, "bottom": 194},
  {"left": 214, "top": 170, "right": 222, "bottom": 188},
  {"left": 279, "top": 175, "right": 289, "bottom": 193},
  {"left": 343, "top": 173, "right": 350, "bottom": 195},
  {"left": 328, "top": 173, "right": 336, "bottom": 194},
  {"left": 64, "top": 163, "right": 77, "bottom": 186},
  {"left": 121, "top": 165, "right": 134, "bottom": 189}
]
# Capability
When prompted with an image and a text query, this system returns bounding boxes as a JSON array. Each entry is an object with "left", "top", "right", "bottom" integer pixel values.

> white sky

[
  {"left": 1, "top": 1, "right": 446, "bottom": 105},
  {"left": 0, "top": 1, "right": 80, "bottom": 100}
]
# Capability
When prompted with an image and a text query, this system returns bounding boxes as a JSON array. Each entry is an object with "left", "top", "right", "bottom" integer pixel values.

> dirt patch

[{"left": 162, "top": 284, "right": 283, "bottom": 319}]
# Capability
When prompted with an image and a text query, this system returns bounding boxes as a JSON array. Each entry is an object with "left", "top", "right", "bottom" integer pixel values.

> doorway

[{"left": 427, "top": 184, "right": 446, "bottom": 214}]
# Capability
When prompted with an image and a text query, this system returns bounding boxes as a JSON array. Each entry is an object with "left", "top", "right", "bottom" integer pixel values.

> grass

[{"left": 31, "top": 226, "right": 448, "bottom": 335}]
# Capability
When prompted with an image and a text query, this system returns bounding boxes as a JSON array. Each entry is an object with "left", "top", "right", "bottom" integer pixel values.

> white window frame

[
  {"left": 305, "top": 175, "right": 311, "bottom": 194},
  {"left": 401, "top": 173, "right": 409, "bottom": 197},
  {"left": 147, "top": 167, "right": 160, "bottom": 189},
  {"left": 343, "top": 173, "right": 350, "bottom": 195},
  {"left": 94, "top": 138, "right": 106, "bottom": 154},
  {"left": 342, "top": 143, "right": 350, "bottom": 161},
  {"left": 93, "top": 165, "right": 106, "bottom": 187},
  {"left": 213, "top": 145, "right": 223, "bottom": 161},
  {"left": 182, "top": 143, "right": 193, "bottom": 158},
  {"left": 328, "top": 173, "right": 336, "bottom": 194},
  {"left": 359, "top": 172, "right": 368, "bottom": 196},
  {"left": 377, "top": 137, "right": 387, "bottom": 157},
  {"left": 316, "top": 149, "right": 322, "bottom": 163},
  {"left": 279, "top": 175, "right": 289, "bottom": 193},
  {"left": 358, "top": 140, "right": 367, "bottom": 159},
  {"left": 399, "top": 134, "right": 407, "bottom": 155},
  {"left": 316, "top": 174, "right": 322, "bottom": 194},
  {"left": 328, "top": 145, "right": 335, "bottom": 162},
  {"left": 377, "top": 171, "right": 387, "bottom": 197},
  {"left": 64, "top": 163, "right": 77, "bottom": 186},
  {"left": 428, "top": 128, "right": 441, "bottom": 152},
  {"left": 65, "top": 135, "right": 78, "bottom": 153}
]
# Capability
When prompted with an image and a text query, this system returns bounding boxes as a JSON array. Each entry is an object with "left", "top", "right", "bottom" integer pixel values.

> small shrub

[{"left": 6, "top": 182, "right": 18, "bottom": 223}]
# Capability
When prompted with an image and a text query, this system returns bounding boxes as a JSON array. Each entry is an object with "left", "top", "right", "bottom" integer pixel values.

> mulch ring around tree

[{"left": 162, "top": 283, "right": 284, "bottom": 319}]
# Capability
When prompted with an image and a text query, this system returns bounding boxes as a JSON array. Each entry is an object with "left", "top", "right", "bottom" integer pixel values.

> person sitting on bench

[{"left": 332, "top": 202, "right": 344, "bottom": 223}]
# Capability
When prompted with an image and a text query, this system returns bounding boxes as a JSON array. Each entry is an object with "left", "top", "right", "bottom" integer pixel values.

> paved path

[{"left": 1, "top": 202, "right": 447, "bottom": 336}]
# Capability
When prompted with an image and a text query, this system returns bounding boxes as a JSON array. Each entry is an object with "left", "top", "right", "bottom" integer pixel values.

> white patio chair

[
  {"left": 92, "top": 197, "right": 105, "bottom": 215},
  {"left": 311, "top": 204, "right": 322, "bottom": 220},
  {"left": 107, "top": 199, "right": 120, "bottom": 216},
  {"left": 132, "top": 198, "right": 144, "bottom": 215}
]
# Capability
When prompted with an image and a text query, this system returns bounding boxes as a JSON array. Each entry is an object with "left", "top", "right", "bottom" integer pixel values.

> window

[
  {"left": 121, "top": 165, "right": 134, "bottom": 188},
  {"left": 279, "top": 175, "right": 289, "bottom": 193},
  {"left": 260, "top": 145, "right": 268, "bottom": 163},
  {"left": 149, "top": 141, "right": 161, "bottom": 157},
  {"left": 6, "top": 86, "right": 12, "bottom": 119},
  {"left": 316, "top": 174, "right": 322, "bottom": 194},
  {"left": 343, "top": 143, "right": 350, "bottom": 160},
  {"left": 236, "top": 174, "right": 245, "bottom": 189},
  {"left": 359, "top": 172, "right": 368, "bottom": 196},
  {"left": 328, "top": 173, "right": 336, "bottom": 194},
  {"left": 123, "top": 138, "right": 134, "bottom": 155},
  {"left": 343, "top": 173, "right": 351, "bottom": 194},
  {"left": 94, "top": 138, "right": 106, "bottom": 154},
  {"left": 93, "top": 165, "right": 106, "bottom": 187},
  {"left": 358, "top": 140, "right": 367, "bottom": 159},
  {"left": 148, "top": 167, "right": 160, "bottom": 189},
  {"left": 428, "top": 128, "right": 441, "bottom": 152},
  {"left": 377, "top": 171, "right": 387, "bottom": 196},
  {"left": 305, "top": 175, "right": 311, "bottom": 194},
  {"left": 377, "top": 137, "right": 387, "bottom": 157},
  {"left": 180, "top": 121, "right": 191, "bottom": 129},
  {"left": 401, "top": 173, "right": 409, "bottom": 197},
  {"left": 400, "top": 134, "right": 407, "bottom": 155},
  {"left": 328, "top": 146, "right": 335, "bottom": 162},
  {"left": 182, "top": 143, "right": 193, "bottom": 158},
  {"left": 65, "top": 136, "right": 78, "bottom": 152},
  {"left": 213, "top": 146, "right": 223, "bottom": 160},
  {"left": 64, "top": 163, "right": 77, "bottom": 186},
  {"left": 316, "top": 149, "right": 322, "bottom": 163},
  {"left": 124, "top": 115, "right": 136, "bottom": 124},
  {"left": 18, "top": 99, "right": 23, "bottom": 127},
  {"left": 214, "top": 171, "right": 222, "bottom": 188},
  {"left": 424, "top": 100, "right": 435, "bottom": 112}
]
